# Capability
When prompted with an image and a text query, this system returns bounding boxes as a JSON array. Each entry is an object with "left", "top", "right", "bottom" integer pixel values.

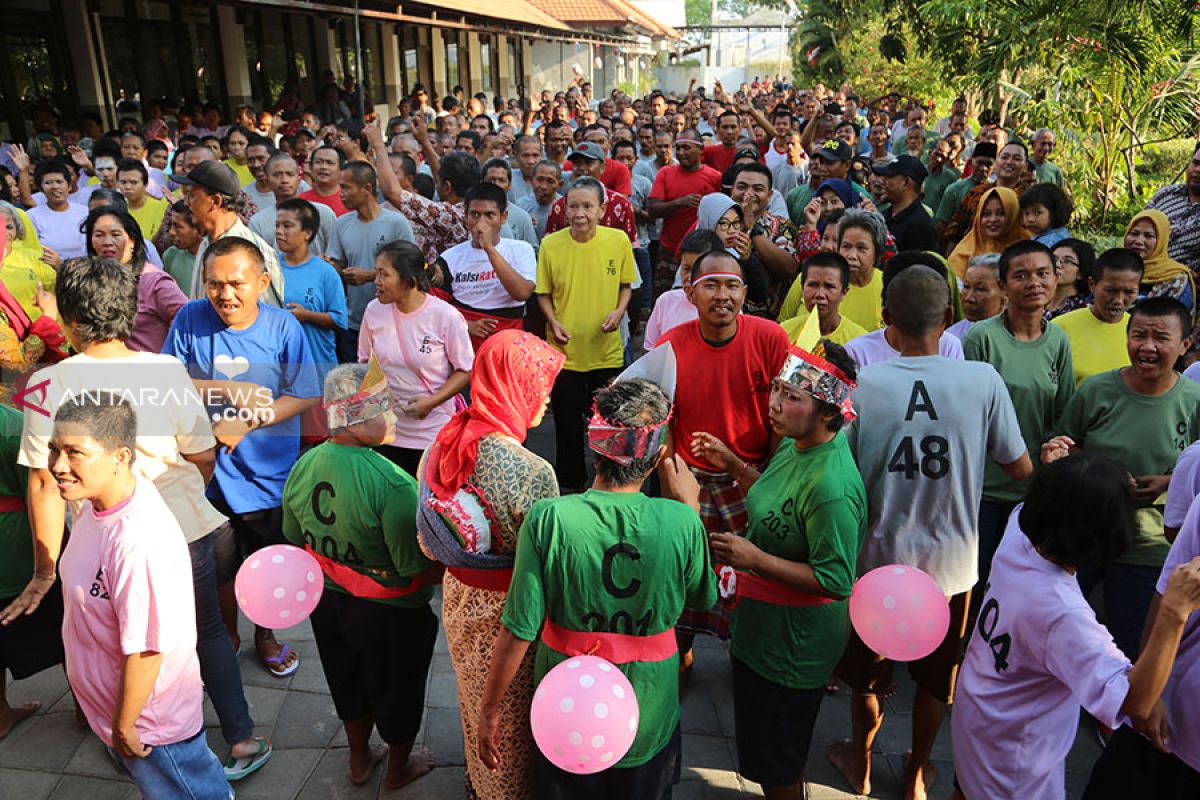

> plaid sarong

[{"left": 677, "top": 466, "right": 751, "bottom": 640}]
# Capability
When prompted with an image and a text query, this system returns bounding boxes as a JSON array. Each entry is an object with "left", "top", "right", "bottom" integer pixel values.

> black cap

[
  {"left": 172, "top": 160, "right": 242, "bottom": 196},
  {"left": 814, "top": 140, "right": 853, "bottom": 162},
  {"left": 872, "top": 154, "right": 928, "bottom": 185},
  {"left": 972, "top": 142, "right": 998, "bottom": 160},
  {"left": 735, "top": 146, "right": 761, "bottom": 162}
]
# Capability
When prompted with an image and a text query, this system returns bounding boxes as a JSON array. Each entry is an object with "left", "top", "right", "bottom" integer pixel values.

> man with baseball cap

[
  {"left": 785, "top": 140, "right": 869, "bottom": 225},
  {"left": 874, "top": 155, "right": 938, "bottom": 252},
  {"left": 177, "top": 160, "right": 283, "bottom": 304},
  {"left": 543, "top": 142, "right": 639, "bottom": 245}
]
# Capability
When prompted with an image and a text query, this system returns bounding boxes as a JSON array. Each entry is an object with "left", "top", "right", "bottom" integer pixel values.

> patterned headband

[
  {"left": 587, "top": 407, "right": 672, "bottom": 466},
  {"left": 776, "top": 347, "right": 857, "bottom": 421}
]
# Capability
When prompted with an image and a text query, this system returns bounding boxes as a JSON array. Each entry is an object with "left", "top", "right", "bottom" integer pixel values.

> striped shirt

[{"left": 1148, "top": 184, "right": 1200, "bottom": 271}]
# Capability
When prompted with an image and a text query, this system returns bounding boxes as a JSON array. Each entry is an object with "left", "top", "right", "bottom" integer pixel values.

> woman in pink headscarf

[{"left": 417, "top": 329, "right": 564, "bottom": 800}]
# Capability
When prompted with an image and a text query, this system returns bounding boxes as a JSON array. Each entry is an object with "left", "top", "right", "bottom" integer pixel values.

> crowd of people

[{"left": 1, "top": 73, "right": 1200, "bottom": 800}]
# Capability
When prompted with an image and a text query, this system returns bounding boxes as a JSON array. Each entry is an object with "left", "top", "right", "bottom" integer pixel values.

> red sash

[
  {"left": 716, "top": 565, "right": 836, "bottom": 607},
  {"left": 0, "top": 496, "right": 26, "bottom": 513},
  {"left": 446, "top": 566, "right": 513, "bottom": 592},
  {"left": 454, "top": 305, "right": 525, "bottom": 350},
  {"left": 305, "top": 544, "right": 441, "bottom": 600},
  {"left": 541, "top": 619, "right": 678, "bottom": 664}
]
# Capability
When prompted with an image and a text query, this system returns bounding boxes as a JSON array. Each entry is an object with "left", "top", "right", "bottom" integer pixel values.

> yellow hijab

[
  {"left": 1125, "top": 209, "right": 1190, "bottom": 285},
  {"left": 947, "top": 187, "right": 1029, "bottom": 279}
]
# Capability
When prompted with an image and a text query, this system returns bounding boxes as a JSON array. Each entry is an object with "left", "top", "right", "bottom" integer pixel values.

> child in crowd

[{"left": 1020, "top": 183, "right": 1074, "bottom": 248}]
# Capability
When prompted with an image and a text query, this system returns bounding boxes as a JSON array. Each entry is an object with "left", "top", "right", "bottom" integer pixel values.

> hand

[
  {"left": 67, "top": 145, "right": 92, "bottom": 172},
  {"left": 286, "top": 302, "right": 312, "bottom": 324},
  {"left": 709, "top": 532, "right": 762, "bottom": 571},
  {"left": 8, "top": 144, "right": 30, "bottom": 173},
  {"left": 411, "top": 122, "right": 429, "bottom": 145},
  {"left": 1040, "top": 435, "right": 1074, "bottom": 465},
  {"left": 467, "top": 318, "right": 498, "bottom": 339},
  {"left": 40, "top": 246, "right": 62, "bottom": 270},
  {"left": 1140, "top": 700, "right": 1171, "bottom": 753},
  {"left": 736, "top": 99, "right": 752, "bottom": 114},
  {"left": 472, "top": 218, "right": 499, "bottom": 250},
  {"left": 111, "top": 721, "right": 152, "bottom": 759},
  {"left": 690, "top": 431, "right": 740, "bottom": 473},
  {"left": 680, "top": 193, "right": 702, "bottom": 209},
  {"left": 0, "top": 574, "right": 56, "bottom": 625},
  {"left": 658, "top": 454, "right": 700, "bottom": 511},
  {"left": 492, "top": 132, "right": 514, "bottom": 155},
  {"left": 212, "top": 418, "right": 252, "bottom": 452},
  {"left": 34, "top": 282, "right": 58, "bottom": 319},
  {"left": 547, "top": 320, "right": 571, "bottom": 346},
  {"left": 727, "top": 231, "right": 752, "bottom": 259},
  {"left": 343, "top": 267, "right": 375, "bottom": 285},
  {"left": 1160, "top": 554, "right": 1200, "bottom": 621},
  {"left": 478, "top": 705, "right": 501, "bottom": 771},
  {"left": 403, "top": 395, "right": 438, "bottom": 420},
  {"left": 1131, "top": 474, "right": 1171, "bottom": 507},
  {"left": 858, "top": 196, "right": 878, "bottom": 214},
  {"left": 600, "top": 310, "right": 623, "bottom": 333},
  {"left": 362, "top": 120, "right": 385, "bottom": 149},
  {"left": 803, "top": 197, "right": 822, "bottom": 229}
]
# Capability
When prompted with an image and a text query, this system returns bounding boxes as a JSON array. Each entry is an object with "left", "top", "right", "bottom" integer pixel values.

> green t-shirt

[
  {"left": 963, "top": 316, "right": 1075, "bottom": 503},
  {"left": 1057, "top": 370, "right": 1200, "bottom": 566},
  {"left": 935, "top": 177, "right": 975, "bottom": 223},
  {"left": 162, "top": 246, "right": 197, "bottom": 293},
  {"left": 281, "top": 442, "right": 433, "bottom": 608},
  {"left": 922, "top": 166, "right": 962, "bottom": 215},
  {"left": 502, "top": 490, "right": 717, "bottom": 767},
  {"left": 729, "top": 434, "right": 866, "bottom": 689},
  {"left": 0, "top": 406, "right": 32, "bottom": 599},
  {"left": 1034, "top": 161, "right": 1064, "bottom": 187}
]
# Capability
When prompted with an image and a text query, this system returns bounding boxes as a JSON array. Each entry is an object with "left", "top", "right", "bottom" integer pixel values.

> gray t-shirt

[
  {"left": 516, "top": 194, "right": 554, "bottom": 240},
  {"left": 249, "top": 200, "right": 338, "bottom": 255},
  {"left": 847, "top": 356, "right": 1026, "bottom": 595},
  {"left": 328, "top": 208, "right": 414, "bottom": 329},
  {"left": 501, "top": 202, "right": 541, "bottom": 253}
]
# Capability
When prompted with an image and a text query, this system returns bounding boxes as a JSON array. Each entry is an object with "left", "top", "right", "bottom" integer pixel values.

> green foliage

[{"left": 686, "top": 0, "right": 714, "bottom": 25}]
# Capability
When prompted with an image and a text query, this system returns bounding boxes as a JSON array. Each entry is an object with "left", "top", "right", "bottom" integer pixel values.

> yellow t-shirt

[
  {"left": 129, "top": 195, "right": 169, "bottom": 241},
  {"left": 1051, "top": 307, "right": 1130, "bottom": 387},
  {"left": 536, "top": 226, "right": 636, "bottom": 372},
  {"left": 780, "top": 311, "right": 869, "bottom": 346},
  {"left": 0, "top": 247, "right": 56, "bottom": 320},
  {"left": 11, "top": 207, "right": 43, "bottom": 256},
  {"left": 224, "top": 159, "right": 255, "bottom": 188},
  {"left": 839, "top": 268, "right": 885, "bottom": 332}
]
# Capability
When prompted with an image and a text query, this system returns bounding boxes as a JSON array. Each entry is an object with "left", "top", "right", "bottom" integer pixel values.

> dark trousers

[
  {"left": 550, "top": 367, "right": 622, "bottom": 490},
  {"left": 1083, "top": 724, "right": 1200, "bottom": 798},
  {"left": 534, "top": 724, "right": 681, "bottom": 800}
]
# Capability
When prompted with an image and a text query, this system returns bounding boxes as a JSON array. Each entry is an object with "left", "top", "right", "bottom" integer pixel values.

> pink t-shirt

[
  {"left": 844, "top": 328, "right": 963, "bottom": 368},
  {"left": 128, "top": 265, "right": 188, "bottom": 353},
  {"left": 644, "top": 288, "right": 698, "bottom": 347},
  {"left": 357, "top": 293, "right": 475, "bottom": 449},
  {"left": 1156, "top": 494, "right": 1200, "bottom": 771},
  {"left": 951, "top": 511, "right": 1131, "bottom": 800},
  {"left": 59, "top": 479, "right": 203, "bottom": 748}
]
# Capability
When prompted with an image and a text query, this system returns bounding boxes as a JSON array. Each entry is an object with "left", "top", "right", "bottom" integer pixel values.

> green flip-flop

[{"left": 224, "top": 738, "right": 272, "bottom": 781}]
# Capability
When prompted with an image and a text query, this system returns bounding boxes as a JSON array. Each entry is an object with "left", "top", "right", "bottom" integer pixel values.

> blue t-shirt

[
  {"left": 163, "top": 300, "right": 322, "bottom": 513},
  {"left": 280, "top": 254, "right": 348, "bottom": 375}
]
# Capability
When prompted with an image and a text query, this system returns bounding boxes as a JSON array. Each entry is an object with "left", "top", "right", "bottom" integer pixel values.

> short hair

[
  {"left": 1129, "top": 295, "right": 1191, "bottom": 338},
  {"left": 717, "top": 110, "right": 740, "bottom": 125},
  {"left": 115, "top": 157, "right": 148, "bottom": 184},
  {"left": 456, "top": 130, "right": 482, "bottom": 151},
  {"left": 882, "top": 250, "right": 949, "bottom": 297},
  {"left": 733, "top": 161, "right": 773, "bottom": 190},
  {"left": 245, "top": 135, "right": 275, "bottom": 153},
  {"left": 323, "top": 363, "right": 370, "bottom": 425},
  {"left": 55, "top": 257, "right": 139, "bottom": 343},
  {"left": 1093, "top": 248, "right": 1145, "bottom": 282},
  {"left": 120, "top": 130, "right": 146, "bottom": 146},
  {"left": 276, "top": 197, "right": 321, "bottom": 240},
  {"left": 966, "top": 252, "right": 1002, "bottom": 278},
  {"left": 34, "top": 159, "right": 72, "bottom": 188},
  {"left": 342, "top": 160, "right": 377, "bottom": 193},
  {"left": 533, "top": 159, "right": 562, "bottom": 181},
  {"left": 464, "top": 181, "right": 508, "bottom": 214},
  {"left": 611, "top": 139, "right": 636, "bottom": 158},
  {"left": 84, "top": 206, "right": 147, "bottom": 270},
  {"left": 203, "top": 236, "right": 266, "bottom": 275},
  {"left": 413, "top": 173, "right": 436, "bottom": 199},
  {"left": 837, "top": 209, "right": 888, "bottom": 265},
  {"left": 312, "top": 145, "right": 344, "bottom": 167},
  {"left": 481, "top": 157, "right": 512, "bottom": 182},
  {"left": 146, "top": 139, "right": 169, "bottom": 157},
  {"left": 998, "top": 240, "right": 1052, "bottom": 282},
  {"left": 389, "top": 152, "right": 417, "bottom": 179},
  {"left": 88, "top": 188, "right": 127, "bottom": 211},
  {"left": 265, "top": 152, "right": 298, "bottom": 175},
  {"left": 678, "top": 229, "right": 723, "bottom": 259},
  {"left": 591, "top": 378, "right": 670, "bottom": 486},
  {"left": 1019, "top": 452, "right": 1135, "bottom": 567},
  {"left": 472, "top": 114, "right": 495, "bottom": 132},
  {"left": 439, "top": 151, "right": 481, "bottom": 197},
  {"left": 53, "top": 391, "right": 137, "bottom": 461},
  {"left": 566, "top": 176, "right": 605, "bottom": 205},
  {"left": 691, "top": 248, "right": 743, "bottom": 280},
  {"left": 0, "top": 202, "right": 26, "bottom": 240},
  {"left": 1001, "top": 139, "right": 1029, "bottom": 159},
  {"left": 884, "top": 265, "right": 949, "bottom": 335},
  {"left": 801, "top": 252, "right": 852, "bottom": 291},
  {"left": 515, "top": 135, "right": 542, "bottom": 154},
  {"left": 93, "top": 139, "right": 122, "bottom": 162},
  {"left": 377, "top": 240, "right": 431, "bottom": 291},
  {"left": 814, "top": 341, "right": 857, "bottom": 432},
  {"left": 1020, "top": 183, "right": 1073, "bottom": 228}
]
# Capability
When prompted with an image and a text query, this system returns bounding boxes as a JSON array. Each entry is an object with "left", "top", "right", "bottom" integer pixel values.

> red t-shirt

[
  {"left": 658, "top": 316, "right": 790, "bottom": 471},
  {"left": 648, "top": 164, "right": 723, "bottom": 254},
  {"left": 562, "top": 158, "right": 633, "bottom": 197},
  {"left": 702, "top": 143, "right": 737, "bottom": 174},
  {"left": 298, "top": 188, "right": 349, "bottom": 217}
]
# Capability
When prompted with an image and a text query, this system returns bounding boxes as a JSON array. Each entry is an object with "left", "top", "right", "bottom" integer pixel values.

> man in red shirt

[
  {"left": 298, "top": 145, "right": 349, "bottom": 216},
  {"left": 657, "top": 248, "right": 790, "bottom": 663},
  {"left": 702, "top": 110, "right": 743, "bottom": 173},
  {"left": 559, "top": 125, "right": 634, "bottom": 198},
  {"left": 648, "top": 129, "right": 722, "bottom": 297},
  {"left": 545, "top": 142, "right": 638, "bottom": 244}
]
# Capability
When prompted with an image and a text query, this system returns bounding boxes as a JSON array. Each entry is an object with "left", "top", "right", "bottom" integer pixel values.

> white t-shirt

[
  {"left": 952, "top": 514, "right": 1131, "bottom": 799},
  {"left": 845, "top": 328, "right": 964, "bottom": 368},
  {"left": 1164, "top": 440, "right": 1200, "bottom": 529},
  {"left": 763, "top": 140, "right": 789, "bottom": 171},
  {"left": 946, "top": 319, "right": 975, "bottom": 341},
  {"left": 440, "top": 238, "right": 536, "bottom": 312},
  {"left": 18, "top": 352, "right": 227, "bottom": 543},
  {"left": 1157, "top": 494, "right": 1200, "bottom": 771},
  {"left": 847, "top": 356, "right": 1026, "bottom": 594},
  {"left": 26, "top": 202, "right": 89, "bottom": 260}
]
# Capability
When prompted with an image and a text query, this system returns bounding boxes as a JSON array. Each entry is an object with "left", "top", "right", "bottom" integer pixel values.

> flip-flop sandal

[
  {"left": 259, "top": 642, "right": 300, "bottom": 678},
  {"left": 224, "top": 738, "right": 272, "bottom": 781}
]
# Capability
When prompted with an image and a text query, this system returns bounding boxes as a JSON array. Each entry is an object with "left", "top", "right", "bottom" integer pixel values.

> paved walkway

[{"left": 0, "top": 424, "right": 1105, "bottom": 798}]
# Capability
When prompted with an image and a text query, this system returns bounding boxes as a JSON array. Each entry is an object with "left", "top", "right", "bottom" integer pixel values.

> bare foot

[
  {"left": 0, "top": 702, "right": 39, "bottom": 737},
  {"left": 827, "top": 740, "right": 870, "bottom": 796},
  {"left": 349, "top": 744, "right": 387, "bottom": 785},
  {"left": 902, "top": 752, "right": 936, "bottom": 800},
  {"left": 385, "top": 745, "right": 434, "bottom": 790}
]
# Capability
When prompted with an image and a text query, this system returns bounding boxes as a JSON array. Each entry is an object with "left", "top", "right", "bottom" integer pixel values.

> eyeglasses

[
  {"left": 1054, "top": 255, "right": 1080, "bottom": 268},
  {"left": 716, "top": 219, "right": 744, "bottom": 232}
]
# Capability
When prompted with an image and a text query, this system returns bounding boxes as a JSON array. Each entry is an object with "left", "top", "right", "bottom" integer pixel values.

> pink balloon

[
  {"left": 849, "top": 564, "right": 950, "bottom": 662},
  {"left": 531, "top": 655, "right": 639, "bottom": 774},
  {"left": 234, "top": 544, "right": 323, "bottom": 629}
]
